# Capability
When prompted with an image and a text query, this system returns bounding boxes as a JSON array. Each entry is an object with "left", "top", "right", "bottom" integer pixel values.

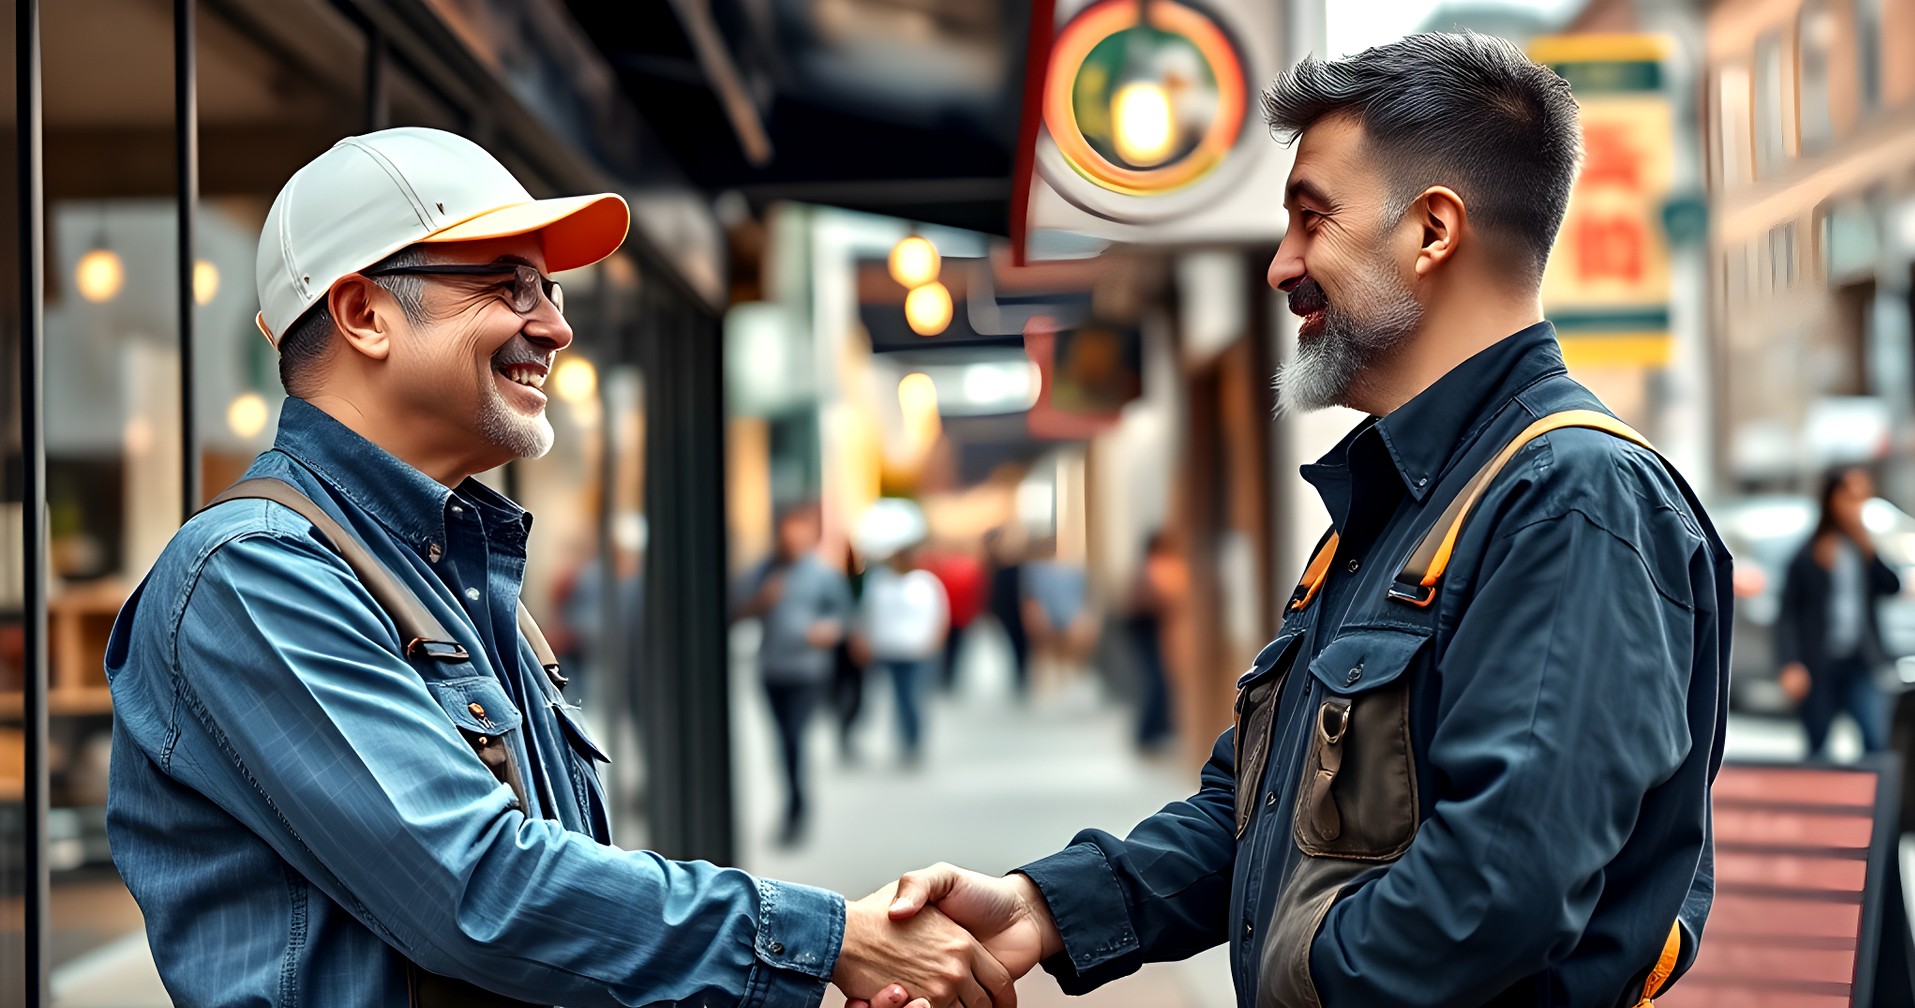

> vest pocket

[{"left": 1293, "top": 627, "right": 1428, "bottom": 860}]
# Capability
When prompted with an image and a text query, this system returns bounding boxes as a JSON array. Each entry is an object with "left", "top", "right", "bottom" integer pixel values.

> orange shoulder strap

[
  {"left": 1634, "top": 920, "right": 1683, "bottom": 1006},
  {"left": 1388, "top": 409, "right": 1654, "bottom": 607},
  {"left": 1288, "top": 530, "right": 1340, "bottom": 612}
]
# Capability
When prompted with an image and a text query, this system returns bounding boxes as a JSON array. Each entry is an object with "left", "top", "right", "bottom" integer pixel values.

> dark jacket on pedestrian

[{"left": 1776, "top": 539, "right": 1900, "bottom": 673}]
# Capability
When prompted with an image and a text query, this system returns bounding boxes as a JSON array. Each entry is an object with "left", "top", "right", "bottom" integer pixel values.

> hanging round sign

[{"left": 1042, "top": 0, "right": 1248, "bottom": 196}]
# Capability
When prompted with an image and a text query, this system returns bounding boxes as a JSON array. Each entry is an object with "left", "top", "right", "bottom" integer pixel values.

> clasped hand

[{"left": 831, "top": 865, "right": 1063, "bottom": 1008}]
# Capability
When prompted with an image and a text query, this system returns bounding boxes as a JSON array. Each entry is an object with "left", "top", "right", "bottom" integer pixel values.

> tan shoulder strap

[
  {"left": 515, "top": 602, "right": 566, "bottom": 688},
  {"left": 1388, "top": 409, "right": 1654, "bottom": 607},
  {"left": 207, "top": 478, "right": 471, "bottom": 663}
]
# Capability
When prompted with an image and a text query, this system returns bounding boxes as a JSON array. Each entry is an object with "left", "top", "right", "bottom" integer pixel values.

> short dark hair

[
  {"left": 1262, "top": 32, "right": 1581, "bottom": 279},
  {"left": 276, "top": 245, "right": 435, "bottom": 396}
]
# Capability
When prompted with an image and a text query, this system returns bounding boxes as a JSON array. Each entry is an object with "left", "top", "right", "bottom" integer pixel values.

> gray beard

[
  {"left": 480, "top": 340, "right": 556, "bottom": 458},
  {"left": 1275, "top": 264, "right": 1424, "bottom": 415},
  {"left": 479, "top": 386, "right": 555, "bottom": 458}
]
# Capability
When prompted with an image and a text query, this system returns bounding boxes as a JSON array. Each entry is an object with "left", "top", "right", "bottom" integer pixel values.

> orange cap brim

[{"left": 422, "top": 193, "right": 630, "bottom": 272}]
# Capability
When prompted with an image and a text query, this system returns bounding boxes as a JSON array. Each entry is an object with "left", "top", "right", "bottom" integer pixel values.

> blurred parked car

[{"left": 1715, "top": 494, "right": 1915, "bottom": 714}]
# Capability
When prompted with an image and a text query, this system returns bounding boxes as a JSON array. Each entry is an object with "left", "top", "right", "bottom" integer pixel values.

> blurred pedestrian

[
  {"left": 920, "top": 544, "right": 986, "bottom": 690},
  {"left": 985, "top": 527, "right": 1030, "bottom": 693},
  {"left": 856, "top": 500, "right": 948, "bottom": 764},
  {"left": 831, "top": 542, "right": 869, "bottom": 759},
  {"left": 1777, "top": 466, "right": 1900, "bottom": 757},
  {"left": 1125, "top": 530, "right": 1187, "bottom": 752},
  {"left": 733, "top": 502, "right": 852, "bottom": 844},
  {"left": 1022, "top": 537, "right": 1096, "bottom": 694}
]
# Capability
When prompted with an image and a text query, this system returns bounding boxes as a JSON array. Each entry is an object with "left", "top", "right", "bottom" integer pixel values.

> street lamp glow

[
  {"left": 227, "top": 392, "right": 268, "bottom": 439},
  {"left": 76, "top": 248, "right": 125, "bottom": 303},
  {"left": 898, "top": 372, "right": 941, "bottom": 448},
  {"left": 904, "top": 281, "right": 953, "bottom": 336},
  {"left": 194, "top": 260, "right": 220, "bottom": 305},
  {"left": 889, "top": 236, "right": 940, "bottom": 288},
  {"left": 1112, "top": 81, "right": 1176, "bottom": 166},
  {"left": 553, "top": 356, "right": 598, "bottom": 404}
]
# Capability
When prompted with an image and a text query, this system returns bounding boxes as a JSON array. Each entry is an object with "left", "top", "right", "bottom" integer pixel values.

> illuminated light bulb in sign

[
  {"left": 904, "top": 281, "right": 953, "bottom": 336},
  {"left": 553, "top": 356, "right": 598, "bottom": 404},
  {"left": 194, "top": 260, "right": 220, "bottom": 305},
  {"left": 227, "top": 392, "right": 269, "bottom": 439},
  {"left": 889, "top": 236, "right": 940, "bottom": 288},
  {"left": 1111, "top": 81, "right": 1176, "bottom": 167},
  {"left": 76, "top": 248, "right": 125, "bottom": 303}
]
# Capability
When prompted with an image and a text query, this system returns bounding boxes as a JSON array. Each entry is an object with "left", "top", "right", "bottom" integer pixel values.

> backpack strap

[
  {"left": 1388, "top": 409, "right": 1654, "bottom": 607},
  {"left": 1288, "top": 528, "right": 1341, "bottom": 613},
  {"left": 209, "top": 478, "right": 471, "bottom": 663},
  {"left": 516, "top": 602, "right": 567, "bottom": 689}
]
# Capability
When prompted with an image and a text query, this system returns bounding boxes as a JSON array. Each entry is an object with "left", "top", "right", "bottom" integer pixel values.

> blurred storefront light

[
  {"left": 898, "top": 371, "right": 942, "bottom": 449},
  {"left": 75, "top": 248, "right": 125, "bottom": 303},
  {"left": 889, "top": 236, "right": 941, "bottom": 288},
  {"left": 1112, "top": 81, "right": 1175, "bottom": 166},
  {"left": 193, "top": 259, "right": 220, "bottom": 305},
  {"left": 226, "top": 392, "right": 268, "bottom": 439},
  {"left": 554, "top": 355, "right": 598, "bottom": 404},
  {"left": 904, "top": 281, "right": 953, "bottom": 336}
]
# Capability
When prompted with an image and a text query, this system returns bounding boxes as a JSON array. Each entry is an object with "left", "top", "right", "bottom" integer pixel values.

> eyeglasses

[{"left": 364, "top": 262, "right": 563, "bottom": 315}]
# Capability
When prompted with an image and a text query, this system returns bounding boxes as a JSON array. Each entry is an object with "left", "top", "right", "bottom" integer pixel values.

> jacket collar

[
  {"left": 1371, "top": 321, "right": 1569, "bottom": 503},
  {"left": 270, "top": 397, "right": 524, "bottom": 550}
]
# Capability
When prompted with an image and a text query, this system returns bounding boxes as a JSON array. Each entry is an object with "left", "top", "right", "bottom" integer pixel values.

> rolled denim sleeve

[
  {"left": 1018, "top": 727, "right": 1238, "bottom": 994},
  {"left": 1309, "top": 480, "right": 1704, "bottom": 1004},
  {"left": 161, "top": 518, "right": 843, "bottom": 1007}
]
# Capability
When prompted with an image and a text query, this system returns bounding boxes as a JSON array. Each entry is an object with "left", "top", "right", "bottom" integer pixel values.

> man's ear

[
  {"left": 1412, "top": 186, "right": 1467, "bottom": 279},
  {"left": 327, "top": 275, "right": 398, "bottom": 361}
]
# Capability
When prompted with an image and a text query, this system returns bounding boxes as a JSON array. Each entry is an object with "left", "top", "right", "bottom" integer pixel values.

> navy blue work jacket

[
  {"left": 106, "top": 398, "right": 843, "bottom": 1007},
  {"left": 1019, "top": 323, "right": 1732, "bottom": 1007}
]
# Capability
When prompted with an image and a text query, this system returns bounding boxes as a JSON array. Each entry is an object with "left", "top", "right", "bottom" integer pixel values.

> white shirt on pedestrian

[{"left": 862, "top": 565, "right": 949, "bottom": 661}]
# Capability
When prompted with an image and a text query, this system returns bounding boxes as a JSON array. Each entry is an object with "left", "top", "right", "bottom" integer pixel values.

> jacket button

[
  {"left": 1265, "top": 792, "right": 1277, "bottom": 806},
  {"left": 1416, "top": 477, "right": 1428, "bottom": 487},
  {"left": 1346, "top": 559, "right": 1360, "bottom": 572},
  {"left": 1347, "top": 666, "right": 1362, "bottom": 684},
  {"left": 477, "top": 736, "right": 488, "bottom": 746},
  {"left": 469, "top": 703, "right": 487, "bottom": 718},
  {"left": 769, "top": 942, "right": 784, "bottom": 955}
]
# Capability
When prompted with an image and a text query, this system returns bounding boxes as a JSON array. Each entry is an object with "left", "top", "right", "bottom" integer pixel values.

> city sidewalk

[{"left": 730, "top": 620, "right": 1237, "bottom": 1008}]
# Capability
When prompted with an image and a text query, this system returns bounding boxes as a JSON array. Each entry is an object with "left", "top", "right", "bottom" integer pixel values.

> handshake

[{"left": 827, "top": 862, "right": 1065, "bottom": 1008}]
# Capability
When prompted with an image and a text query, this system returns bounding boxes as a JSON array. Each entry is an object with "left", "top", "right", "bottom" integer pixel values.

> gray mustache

[{"left": 491, "top": 337, "right": 551, "bottom": 370}]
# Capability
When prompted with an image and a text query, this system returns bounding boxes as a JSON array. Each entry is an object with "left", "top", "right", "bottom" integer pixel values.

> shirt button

[
  {"left": 451, "top": 505, "right": 463, "bottom": 514},
  {"left": 1244, "top": 921, "right": 1253, "bottom": 937},
  {"left": 427, "top": 543, "right": 443, "bottom": 563},
  {"left": 1265, "top": 792, "right": 1277, "bottom": 806},
  {"left": 468, "top": 703, "right": 486, "bottom": 718},
  {"left": 465, "top": 587, "right": 482, "bottom": 601},
  {"left": 1347, "top": 666, "right": 1363, "bottom": 684},
  {"left": 1346, "top": 559, "right": 1360, "bottom": 573},
  {"left": 1416, "top": 477, "right": 1428, "bottom": 488},
  {"left": 768, "top": 942, "right": 784, "bottom": 955}
]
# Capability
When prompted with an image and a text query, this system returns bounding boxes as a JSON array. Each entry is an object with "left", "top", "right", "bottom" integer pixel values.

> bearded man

[
  {"left": 105, "top": 128, "right": 1010, "bottom": 1008},
  {"left": 868, "top": 33, "right": 1732, "bottom": 1008}
]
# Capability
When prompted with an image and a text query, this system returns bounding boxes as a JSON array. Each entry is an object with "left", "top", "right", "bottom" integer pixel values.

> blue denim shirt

[
  {"left": 106, "top": 397, "right": 844, "bottom": 1007},
  {"left": 1018, "top": 325, "right": 1732, "bottom": 1007}
]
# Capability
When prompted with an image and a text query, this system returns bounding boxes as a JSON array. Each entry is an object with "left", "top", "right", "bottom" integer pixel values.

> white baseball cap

[{"left": 254, "top": 126, "right": 630, "bottom": 345}]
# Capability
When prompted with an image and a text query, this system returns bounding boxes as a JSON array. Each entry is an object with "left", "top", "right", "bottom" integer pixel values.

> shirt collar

[
  {"left": 1372, "top": 321, "right": 1568, "bottom": 502},
  {"left": 271, "top": 397, "right": 525, "bottom": 550}
]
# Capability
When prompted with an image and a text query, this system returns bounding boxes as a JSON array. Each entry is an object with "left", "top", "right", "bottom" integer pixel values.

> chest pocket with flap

[
  {"left": 1293, "top": 626, "right": 1428, "bottom": 861},
  {"left": 427, "top": 674, "right": 528, "bottom": 807}
]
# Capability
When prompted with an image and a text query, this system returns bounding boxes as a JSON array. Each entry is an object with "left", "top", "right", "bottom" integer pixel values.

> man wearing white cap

[{"left": 104, "top": 128, "right": 1010, "bottom": 1008}]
